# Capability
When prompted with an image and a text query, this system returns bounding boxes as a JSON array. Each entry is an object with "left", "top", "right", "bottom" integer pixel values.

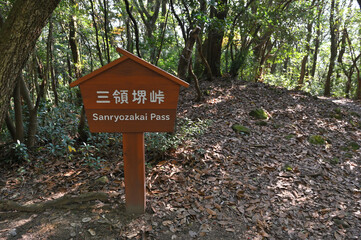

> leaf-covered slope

[{"left": 145, "top": 79, "right": 361, "bottom": 239}]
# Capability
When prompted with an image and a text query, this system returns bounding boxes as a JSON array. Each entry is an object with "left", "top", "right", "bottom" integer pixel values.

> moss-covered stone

[
  {"left": 333, "top": 113, "right": 343, "bottom": 120},
  {"left": 95, "top": 176, "right": 109, "bottom": 184},
  {"left": 334, "top": 107, "right": 342, "bottom": 114},
  {"left": 249, "top": 108, "right": 269, "bottom": 120},
  {"left": 348, "top": 142, "right": 360, "bottom": 151},
  {"left": 284, "top": 163, "right": 293, "bottom": 171},
  {"left": 329, "top": 157, "right": 340, "bottom": 165},
  {"left": 284, "top": 134, "right": 295, "bottom": 140},
  {"left": 350, "top": 111, "right": 360, "bottom": 117},
  {"left": 308, "top": 135, "right": 325, "bottom": 145},
  {"left": 232, "top": 124, "right": 251, "bottom": 135}
]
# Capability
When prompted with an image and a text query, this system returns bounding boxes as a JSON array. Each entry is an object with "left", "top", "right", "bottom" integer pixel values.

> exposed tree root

[{"left": 0, "top": 192, "right": 108, "bottom": 212}]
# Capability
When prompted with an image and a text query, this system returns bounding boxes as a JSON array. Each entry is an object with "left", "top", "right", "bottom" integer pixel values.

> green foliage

[
  {"left": 308, "top": 135, "right": 326, "bottom": 145},
  {"left": 12, "top": 140, "right": 30, "bottom": 162},
  {"left": 79, "top": 143, "right": 105, "bottom": 169},
  {"left": 36, "top": 101, "right": 79, "bottom": 156}
]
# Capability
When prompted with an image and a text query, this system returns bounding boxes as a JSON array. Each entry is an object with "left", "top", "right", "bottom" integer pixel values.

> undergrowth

[{"left": 1, "top": 99, "right": 211, "bottom": 169}]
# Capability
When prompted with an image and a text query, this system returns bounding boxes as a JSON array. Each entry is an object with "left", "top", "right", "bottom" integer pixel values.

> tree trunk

[
  {"left": 196, "top": 36, "right": 213, "bottom": 81},
  {"left": 89, "top": 0, "right": 104, "bottom": 66},
  {"left": 133, "top": 0, "right": 161, "bottom": 63},
  {"left": 356, "top": 68, "right": 361, "bottom": 99},
  {"left": 103, "top": 0, "right": 111, "bottom": 64},
  {"left": 297, "top": 21, "right": 313, "bottom": 90},
  {"left": 5, "top": 112, "right": 16, "bottom": 141},
  {"left": 69, "top": 6, "right": 82, "bottom": 79},
  {"left": 177, "top": 27, "right": 201, "bottom": 80},
  {"left": 310, "top": 3, "right": 323, "bottom": 79},
  {"left": 123, "top": 0, "right": 141, "bottom": 58},
  {"left": 204, "top": 0, "right": 228, "bottom": 77},
  {"left": 0, "top": 0, "right": 60, "bottom": 132},
  {"left": 69, "top": 1, "right": 88, "bottom": 141},
  {"left": 19, "top": 74, "right": 40, "bottom": 148},
  {"left": 13, "top": 79, "right": 24, "bottom": 142},
  {"left": 48, "top": 17, "right": 59, "bottom": 106},
  {"left": 324, "top": 0, "right": 339, "bottom": 97}
]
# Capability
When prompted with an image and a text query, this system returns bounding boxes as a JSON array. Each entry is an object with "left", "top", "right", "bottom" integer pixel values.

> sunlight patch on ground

[{"left": 0, "top": 214, "right": 37, "bottom": 233}]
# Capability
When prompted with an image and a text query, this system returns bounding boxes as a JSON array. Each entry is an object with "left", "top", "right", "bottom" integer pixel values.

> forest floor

[{"left": 0, "top": 79, "right": 361, "bottom": 240}]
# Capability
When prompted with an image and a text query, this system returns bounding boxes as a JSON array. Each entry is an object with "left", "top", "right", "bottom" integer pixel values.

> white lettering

[
  {"left": 92, "top": 113, "right": 170, "bottom": 122},
  {"left": 96, "top": 91, "right": 110, "bottom": 103},
  {"left": 132, "top": 90, "right": 147, "bottom": 104},
  {"left": 150, "top": 90, "right": 165, "bottom": 104}
]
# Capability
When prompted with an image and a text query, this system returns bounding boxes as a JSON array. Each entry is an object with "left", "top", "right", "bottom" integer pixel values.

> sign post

[
  {"left": 123, "top": 132, "right": 145, "bottom": 213},
  {"left": 70, "top": 48, "right": 189, "bottom": 213}
]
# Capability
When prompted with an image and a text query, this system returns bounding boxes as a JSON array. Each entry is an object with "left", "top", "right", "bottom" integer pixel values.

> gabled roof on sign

[{"left": 69, "top": 47, "right": 189, "bottom": 88}]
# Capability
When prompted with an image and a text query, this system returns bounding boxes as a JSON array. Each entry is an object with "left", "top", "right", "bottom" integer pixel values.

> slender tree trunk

[
  {"left": 5, "top": 112, "right": 16, "bottom": 141},
  {"left": 0, "top": 0, "right": 60, "bottom": 132},
  {"left": 196, "top": 36, "right": 213, "bottom": 81},
  {"left": 66, "top": 54, "right": 73, "bottom": 85},
  {"left": 69, "top": 1, "right": 88, "bottom": 141},
  {"left": 69, "top": 12, "right": 82, "bottom": 79},
  {"left": 193, "top": 0, "right": 207, "bottom": 76},
  {"left": 125, "top": 19, "right": 133, "bottom": 52},
  {"left": 48, "top": 17, "right": 59, "bottom": 106},
  {"left": 188, "top": 58, "right": 203, "bottom": 102},
  {"left": 297, "top": 21, "right": 313, "bottom": 90},
  {"left": 123, "top": 0, "right": 141, "bottom": 58},
  {"left": 155, "top": 10, "right": 169, "bottom": 66},
  {"left": 103, "top": 0, "right": 111, "bottom": 63},
  {"left": 89, "top": 0, "right": 105, "bottom": 66},
  {"left": 19, "top": 74, "right": 39, "bottom": 148},
  {"left": 324, "top": 0, "right": 339, "bottom": 97},
  {"left": 13, "top": 79, "right": 24, "bottom": 142},
  {"left": 310, "top": 3, "right": 323, "bottom": 79},
  {"left": 356, "top": 68, "right": 361, "bottom": 99}
]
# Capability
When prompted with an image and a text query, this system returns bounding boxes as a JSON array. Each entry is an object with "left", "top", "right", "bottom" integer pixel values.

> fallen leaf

[{"left": 206, "top": 208, "right": 217, "bottom": 215}]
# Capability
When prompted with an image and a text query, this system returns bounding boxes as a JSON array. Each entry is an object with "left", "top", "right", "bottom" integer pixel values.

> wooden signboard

[{"left": 70, "top": 48, "right": 189, "bottom": 213}]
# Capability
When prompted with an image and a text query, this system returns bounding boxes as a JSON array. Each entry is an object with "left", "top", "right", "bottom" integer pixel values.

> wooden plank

[{"left": 123, "top": 132, "right": 146, "bottom": 213}]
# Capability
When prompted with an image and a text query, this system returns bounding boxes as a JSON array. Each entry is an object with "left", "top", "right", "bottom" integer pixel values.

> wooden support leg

[{"left": 123, "top": 132, "right": 146, "bottom": 213}]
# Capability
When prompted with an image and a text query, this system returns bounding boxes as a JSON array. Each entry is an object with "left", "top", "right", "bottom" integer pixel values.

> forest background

[{"left": 0, "top": 0, "right": 361, "bottom": 160}]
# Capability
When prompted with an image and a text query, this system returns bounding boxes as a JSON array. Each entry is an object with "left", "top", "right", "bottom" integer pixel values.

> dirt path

[{"left": 1, "top": 79, "right": 360, "bottom": 239}]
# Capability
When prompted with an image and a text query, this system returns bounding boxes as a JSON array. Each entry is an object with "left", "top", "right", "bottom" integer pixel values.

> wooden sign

[
  {"left": 70, "top": 48, "right": 189, "bottom": 213},
  {"left": 70, "top": 48, "right": 188, "bottom": 132}
]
